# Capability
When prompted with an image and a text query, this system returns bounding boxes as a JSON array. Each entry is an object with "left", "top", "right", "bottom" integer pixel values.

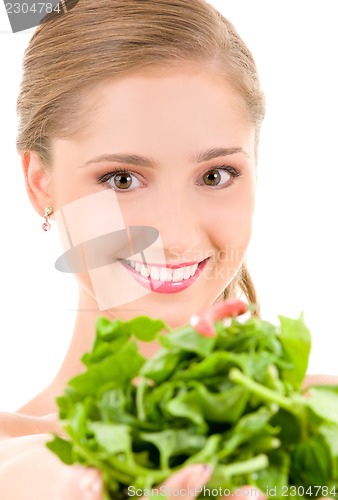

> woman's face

[{"left": 50, "top": 67, "right": 256, "bottom": 326}]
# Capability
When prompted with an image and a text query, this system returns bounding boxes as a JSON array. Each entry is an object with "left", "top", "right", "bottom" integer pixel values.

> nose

[{"left": 151, "top": 189, "right": 203, "bottom": 259}]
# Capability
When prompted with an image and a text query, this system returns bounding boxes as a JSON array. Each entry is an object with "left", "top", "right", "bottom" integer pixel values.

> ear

[{"left": 21, "top": 151, "right": 53, "bottom": 217}]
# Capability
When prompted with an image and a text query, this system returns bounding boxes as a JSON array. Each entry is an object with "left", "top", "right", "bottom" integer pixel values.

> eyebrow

[{"left": 79, "top": 147, "right": 248, "bottom": 169}]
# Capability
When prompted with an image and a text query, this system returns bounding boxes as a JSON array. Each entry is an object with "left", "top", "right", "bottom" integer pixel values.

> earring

[{"left": 42, "top": 206, "right": 53, "bottom": 231}]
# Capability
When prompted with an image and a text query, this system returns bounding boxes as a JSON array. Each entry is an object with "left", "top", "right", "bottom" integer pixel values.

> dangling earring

[{"left": 42, "top": 206, "right": 53, "bottom": 231}]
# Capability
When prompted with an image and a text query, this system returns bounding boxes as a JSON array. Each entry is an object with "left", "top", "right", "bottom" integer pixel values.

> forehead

[{"left": 56, "top": 68, "right": 255, "bottom": 161}]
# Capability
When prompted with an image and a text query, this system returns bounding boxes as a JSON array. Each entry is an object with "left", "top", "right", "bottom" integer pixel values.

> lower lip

[{"left": 121, "top": 258, "right": 209, "bottom": 294}]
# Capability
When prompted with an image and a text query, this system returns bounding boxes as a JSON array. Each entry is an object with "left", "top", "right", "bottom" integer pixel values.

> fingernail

[
  {"left": 202, "top": 463, "right": 214, "bottom": 476},
  {"left": 190, "top": 314, "right": 199, "bottom": 326},
  {"left": 79, "top": 472, "right": 101, "bottom": 498}
]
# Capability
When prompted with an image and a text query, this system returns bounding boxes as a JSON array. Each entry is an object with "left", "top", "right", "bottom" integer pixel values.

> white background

[{"left": 0, "top": 1, "right": 337, "bottom": 412}]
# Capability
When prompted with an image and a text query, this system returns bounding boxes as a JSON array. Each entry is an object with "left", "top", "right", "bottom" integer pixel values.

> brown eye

[
  {"left": 203, "top": 168, "right": 230, "bottom": 186},
  {"left": 114, "top": 172, "right": 132, "bottom": 189},
  {"left": 98, "top": 169, "right": 143, "bottom": 191},
  {"left": 203, "top": 169, "right": 223, "bottom": 186},
  {"left": 199, "top": 167, "right": 240, "bottom": 189}
]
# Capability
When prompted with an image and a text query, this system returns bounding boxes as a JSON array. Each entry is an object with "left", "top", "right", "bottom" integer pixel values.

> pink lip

[{"left": 121, "top": 258, "right": 209, "bottom": 294}]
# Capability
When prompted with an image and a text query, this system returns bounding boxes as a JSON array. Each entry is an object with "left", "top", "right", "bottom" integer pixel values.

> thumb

[
  {"left": 60, "top": 465, "right": 103, "bottom": 500},
  {"left": 142, "top": 464, "right": 214, "bottom": 500}
]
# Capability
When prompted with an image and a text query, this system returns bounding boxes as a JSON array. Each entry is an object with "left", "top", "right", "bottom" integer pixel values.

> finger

[
  {"left": 190, "top": 299, "right": 247, "bottom": 336},
  {"left": 302, "top": 374, "right": 338, "bottom": 390},
  {"left": 229, "top": 486, "right": 266, "bottom": 499},
  {"left": 141, "top": 464, "right": 214, "bottom": 500},
  {"left": 61, "top": 465, "right": 103, "bottom": 500}
]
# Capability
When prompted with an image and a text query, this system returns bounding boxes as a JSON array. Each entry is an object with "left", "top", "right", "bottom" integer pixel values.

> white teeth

[
  {"left": 150, "top": 266, "right": 160, "bottom": 281},
  {"left": 127, "top": 260, "right": 201, "bottom": 283},
  {"left": 135, "top": 262, "right": 142, "bottom": 273},
  {"left": 140, "top": 264, "right": 150, "bottom": 278},
  {"left": 172, "top": 267, "right": 184, "bottom": 282},
  {"left": 190, "top": 263, "right": 198, "bottom": 276},
  {"left": 160, "top": 267, "right": 173, "bottom": 282}
]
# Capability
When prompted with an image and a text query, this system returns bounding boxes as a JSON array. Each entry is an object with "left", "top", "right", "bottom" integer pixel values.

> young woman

[{"left": 0, "top": 1, "right": 336, "bottom": 498}]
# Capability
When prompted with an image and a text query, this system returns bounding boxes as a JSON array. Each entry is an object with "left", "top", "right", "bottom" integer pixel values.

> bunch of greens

[{"left": 47, "top": 311, "right": 338, "bottom": 499}]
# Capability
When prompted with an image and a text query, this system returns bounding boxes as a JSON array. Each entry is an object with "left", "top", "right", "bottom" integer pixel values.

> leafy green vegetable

[{"left": 47, "top": 310, "right": 338, "bottom": 499}]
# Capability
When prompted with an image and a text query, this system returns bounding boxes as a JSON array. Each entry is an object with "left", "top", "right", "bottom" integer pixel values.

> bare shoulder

[
  {"left": 303, "top": 373, "right": 338, "bottom": 389},
  {"left": 0, "top": 411, "right": 61, "bottom": 439}
]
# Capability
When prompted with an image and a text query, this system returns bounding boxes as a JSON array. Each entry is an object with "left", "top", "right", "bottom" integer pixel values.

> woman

[{"left": 0, "top": 0, "right": 335, "bottom": 498}]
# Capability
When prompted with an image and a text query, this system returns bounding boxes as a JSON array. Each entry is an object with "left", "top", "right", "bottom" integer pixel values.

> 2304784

[{"left": 5, "top": 3, "right": 63, "bottom": 14}]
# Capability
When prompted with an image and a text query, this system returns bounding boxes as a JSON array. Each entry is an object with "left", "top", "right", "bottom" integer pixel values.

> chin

[{"left": 124, "top": 287, "right": 222, "bottom": 327}]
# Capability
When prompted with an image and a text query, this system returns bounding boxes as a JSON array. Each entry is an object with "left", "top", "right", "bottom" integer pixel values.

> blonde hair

[{"left": 16, "top": 0, "right": 264, "bottom": 313}]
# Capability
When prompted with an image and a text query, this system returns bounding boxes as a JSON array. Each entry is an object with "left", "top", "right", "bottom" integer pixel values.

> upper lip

[{"left": 124, "top": 258, "right": 208, "bottom": 269}]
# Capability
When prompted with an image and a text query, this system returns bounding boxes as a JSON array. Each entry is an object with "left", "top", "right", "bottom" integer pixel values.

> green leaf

[
  {"left": 219, "top": 407, "right": 275, "bottom": 459},
  {"left": 217, "top": 317, "right": 281, "bottom": 357},
  {"left": 159, "top": 325, "right": 215, "bottom": 356},
  {"left": 142, "top": 381, "right": 177, "bottom": 424},
  {"left": 140, "top": 349, "right": 183, "bottom": 383},
  {"left": 46, "top": 434, "right": 74, "bottom": 465},
  {"left": 278, "top": 313, "right": 311, "bottom": 390},
  {"left": 164, "top": 381, "right": 248, "bottom": 429},
  {"left": 171, "top": 351, "right": 245, "bottom": 382},
  {"left": 88, "top": 422, "right": 132, "bottom": 455},
  {"left": 290, "top": 436, "right": 331, "bottom": 487},
  {"left": 165, "top": 389, "right": 206, "bottom": 428},
  {"left": 139, "top": 429, "right": 180, "bottom": 469},
  {"left": 122, "top": 316, "right": 168, "bottom": 341},
  {"left": 305, "top": 386, "right": 338, "bottom": 425},
  {"left": 95, "top": 316, "right": 125, "bottom": 341},
  {"left": 68, "top": 341, "right": 145, "bottom": 395}
]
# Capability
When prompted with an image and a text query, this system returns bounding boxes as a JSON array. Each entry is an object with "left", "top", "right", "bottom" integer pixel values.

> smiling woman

[{"left": 1, "top": 0, "right": 337, "bottom": 499}]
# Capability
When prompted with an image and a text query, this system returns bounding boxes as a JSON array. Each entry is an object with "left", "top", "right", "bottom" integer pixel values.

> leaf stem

[
  {"left": 217, "top": 454, "right": 268, "bottom": 476},
  {"left": 136, "top": 377, "right": 148, "bottom": 421},
  {"left": 229, "top": 368, "right": 302, "bottom": 416}
]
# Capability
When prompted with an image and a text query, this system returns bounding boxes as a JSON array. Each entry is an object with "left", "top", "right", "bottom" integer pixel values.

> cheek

[{"left": 209, "top": 183, "right": 255, "bottom": 253}]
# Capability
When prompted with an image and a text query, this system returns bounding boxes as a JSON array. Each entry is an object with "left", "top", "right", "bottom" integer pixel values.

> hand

[{"left": 0, "top": 433, "right": 103, "bottom": 499}]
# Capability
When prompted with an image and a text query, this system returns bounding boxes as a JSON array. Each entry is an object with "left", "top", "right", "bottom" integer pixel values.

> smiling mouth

[{"left": 121, "top": 257, "right": 210, "bottom": 294}]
